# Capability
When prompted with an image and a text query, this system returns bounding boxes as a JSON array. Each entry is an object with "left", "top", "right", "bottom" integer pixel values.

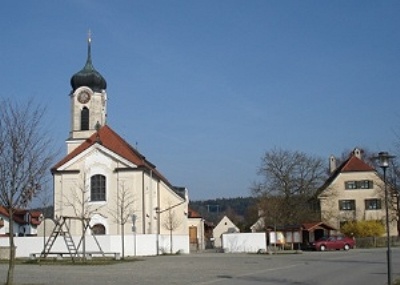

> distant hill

[
  {"left": 189, "top": 196, "right": 258, "bottom": 231},
  {"left": 33, "top": 198, "right": 259, "bottom": 231},
  {"left": 32, "top": 205, "right": 54, "bottom": 218}
]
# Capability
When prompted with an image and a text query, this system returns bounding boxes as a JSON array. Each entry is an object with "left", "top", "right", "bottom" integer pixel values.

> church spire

[
  {"left": 86, "top": 30, "right": 93, "bottom": 69},
  {"left": 67, "top": 32, "right": 108, "bottom": 153},
  {"left": 70, "top": 31, "right": 107, "bottom": 92}
]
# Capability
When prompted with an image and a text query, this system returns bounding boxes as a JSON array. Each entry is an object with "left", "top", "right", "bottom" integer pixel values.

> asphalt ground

[{"left": 0, "top": 248, "right": 399, "bottom": 285}]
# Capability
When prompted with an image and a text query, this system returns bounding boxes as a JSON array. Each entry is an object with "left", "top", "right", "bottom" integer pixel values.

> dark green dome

[{"left": 70, "top": 38, "right": 107, "bottom": 92}]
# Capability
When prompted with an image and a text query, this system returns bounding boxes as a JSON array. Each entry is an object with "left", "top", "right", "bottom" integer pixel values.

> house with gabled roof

[
  {"left": 0, "top": 206, "right": 42, "bottom": 237},
  {"left": 51, "top": 35, "right": 189, "bottom": 240},
  {"left": 318, "top": 148, "right": 398, "bottom": 236},
  {"left": 213, "top": 215, "right": 240, "bottom": 248}
]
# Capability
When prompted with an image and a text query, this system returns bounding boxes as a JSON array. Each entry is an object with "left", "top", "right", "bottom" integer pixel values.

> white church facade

[{"left": 51, "top": 36, "right": 189, "bottom": 240}]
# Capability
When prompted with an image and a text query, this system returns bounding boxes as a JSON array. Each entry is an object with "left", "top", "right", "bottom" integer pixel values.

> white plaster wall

[
  {"left": 158, "top": 182, "right": 188, "bottom": 236},
  {"left": 0, "top": 234, "right": 189, "bottom": 258},
  {"left": 222, "top": 233, "right": 266, "bottom": 253},
  {"left": 213, "top": 216, "right": 240, "bottom": 248},
  {"left": 0, "top": 218, "right": 21, "bottom": 236}
]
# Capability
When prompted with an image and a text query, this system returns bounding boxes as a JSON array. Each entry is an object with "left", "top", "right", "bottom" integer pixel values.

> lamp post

[{"left": 376, "top": 151, "right": 395, "bottom": 285}]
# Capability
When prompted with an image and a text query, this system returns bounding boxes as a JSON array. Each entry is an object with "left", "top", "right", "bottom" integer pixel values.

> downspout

[
  {"left": 156, "top": 180, "right": 160, "bottom": 255},
  {"left": 60, "top": 175, "right": 63, "bottom": 216},
  {"left": 149, "top": 169, "right": 153, "bottom": 233},
  {"left": 142, "top": 170, "right": 145, "bottom": 234},
  {"left": 116, "top": 164, "right": 120, "bottom": 235}
]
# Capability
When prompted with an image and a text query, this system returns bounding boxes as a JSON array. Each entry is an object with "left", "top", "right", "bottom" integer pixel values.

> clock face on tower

[{"left": 77, "top": 90, "right": 91, "bottom": 104}]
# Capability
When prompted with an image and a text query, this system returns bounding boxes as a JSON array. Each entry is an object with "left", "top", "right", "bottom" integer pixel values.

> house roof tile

[
  {"left": 0, "top": 206, "right": 42, "bottom": 225},
  {"left": 318, "top": 153, "right": 375, "bottom": 194},
  {"left": 52, "top": 125, "right": 172, "bottom": 187},
  {"left": 341, "top": 156, "right": 375, "bottom": 172},
  {"left": 188, "top": 208, "right": 202, "bottom": 218},
  {"left": 302, "top": 222, "right": 336, "bottom": 231}
]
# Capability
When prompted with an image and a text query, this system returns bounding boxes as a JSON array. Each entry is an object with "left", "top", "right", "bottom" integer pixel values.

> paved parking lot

[{"left": 1, "top": 248, "right": 399, "bottom": 285}]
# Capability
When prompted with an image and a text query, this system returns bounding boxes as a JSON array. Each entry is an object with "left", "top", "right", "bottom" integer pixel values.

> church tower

[{"left": 66, "top": 34, "right": 107, "bottom": 154}]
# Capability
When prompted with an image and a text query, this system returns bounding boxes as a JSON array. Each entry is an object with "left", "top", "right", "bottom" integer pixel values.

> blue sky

[{"left": 1, "top": 1, "right": 399, "bottom": 201}]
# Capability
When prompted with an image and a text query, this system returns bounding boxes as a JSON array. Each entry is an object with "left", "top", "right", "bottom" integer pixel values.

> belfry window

[
  {"left": 91, "top": 175, "right": 106, "bottom": 201},
  {"left": 81, "top": 107, "right": 89, "bottom": 130}
]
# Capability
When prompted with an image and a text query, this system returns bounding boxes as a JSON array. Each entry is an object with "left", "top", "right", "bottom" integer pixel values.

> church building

[{"left": 51, "top": 36, "right": 189, "bottom": 239}]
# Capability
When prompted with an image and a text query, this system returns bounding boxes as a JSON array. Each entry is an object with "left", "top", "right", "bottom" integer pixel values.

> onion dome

[{"left": 70, "top": 36, "right": 107, "bottom": 92}]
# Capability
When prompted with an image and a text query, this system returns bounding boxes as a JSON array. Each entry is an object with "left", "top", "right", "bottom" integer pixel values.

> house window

[
  {"left": 359, "top": 180, "right": 373, "bottom": 189},
  {"left": 345, "top": 180, "right": 373, "bottom": 190},
  {"left": 365, "top": 199, "right": 381, "bottom": 210},
  {"left": 81, "top": 107, "right": 89, "bottom": 130},
  {"left": 345, "top": 181, "right": 357, "bottom": 189},
  {"left": 339, "top": 200, "right": 356, "bottom": 211},
  {"left": 91, "top": 175, "right": 106, "bottom": 201}
]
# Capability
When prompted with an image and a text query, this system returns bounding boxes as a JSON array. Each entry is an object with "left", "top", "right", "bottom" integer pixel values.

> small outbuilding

[{"left": 213, "top": 216, "right": 240, "bottom": 248}]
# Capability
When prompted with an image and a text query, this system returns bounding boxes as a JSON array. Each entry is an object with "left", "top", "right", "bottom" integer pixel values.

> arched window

[
  {"left": 81, "top": 107, "right": 89, "bottom": 130},
  {"left": 92, "top": 224, "right": 106, "bottom": 235},
  {"left": 91, "top": 175, "right": 106, "bottom": 201}
]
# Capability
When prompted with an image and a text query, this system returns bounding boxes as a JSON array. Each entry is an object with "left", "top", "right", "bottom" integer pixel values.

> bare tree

[
  {"left": 318, "top": 185, "right": 342, "bottom": 226},
  {"left": 63, "top": 172, "right": 103, "bottom": 260},
  {"left": 37, "top": 189, "right": 52, "bottom": 251},
  {"left": 108, "top": 181, "right": 136, "bottom": 259},
  {"left": 162, "top": 206, "right": 181, "bottom": 254},
  {"left": 389, "top": 159, "right": 400, "bottom": 236},
  {"left": 257, "top": 196, "right": 286, "bottom": 230},
  {"left": 0, "top": 99, "right": 55, "bottom": 285},
  {"left": 252, "top": 148, "right": 326, "bottom": 226}
]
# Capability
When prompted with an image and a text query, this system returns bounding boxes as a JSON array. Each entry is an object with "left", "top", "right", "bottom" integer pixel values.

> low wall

[
  {"left": 222, "top": 233, "right": 266, "bottom": 253},
  {"left": 0, "top": 246, "right": 15, "bottom": 260},
  {"left": 0, "top": 234, "right": 189, "bottom": 258}
]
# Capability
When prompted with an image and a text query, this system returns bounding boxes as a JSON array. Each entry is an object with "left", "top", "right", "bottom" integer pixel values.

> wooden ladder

[{"left": 40, "top": 216, "right": 79, "bottom": 261}]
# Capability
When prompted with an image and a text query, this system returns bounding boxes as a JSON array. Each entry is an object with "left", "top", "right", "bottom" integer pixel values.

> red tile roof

[
  {"left": 341, "top": 156, "right": 375, "bottom": 172},
  {"left": 302, "top": 222, "right": 336, "bottom": 231},
  {"left": 0, "top": 206, "right": 8, "bottom": 217},
  {"left": 51, "top": 125, "right": 172, "bottom": 187},
  {"left": 0, "top": 206, "right": 42, "bottom": 225},
  {"left": 318, "top": 152, "right": 375, "bottom": 193},
  {"left": 188, "top": 208, "right": 202, "bottom": 218}
]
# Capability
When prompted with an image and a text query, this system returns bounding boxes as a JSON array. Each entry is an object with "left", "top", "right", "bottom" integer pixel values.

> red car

[{"left": 312, "top": 236, "right": 355, "bottom": 251}]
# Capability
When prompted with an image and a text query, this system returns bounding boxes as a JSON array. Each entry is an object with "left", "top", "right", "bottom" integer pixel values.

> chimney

[
  {"left": 353, "top": 148, "right": 362, "bottom": 159},
  {"left": 329, "top": 155, "right": 337, "bottom": 173}
]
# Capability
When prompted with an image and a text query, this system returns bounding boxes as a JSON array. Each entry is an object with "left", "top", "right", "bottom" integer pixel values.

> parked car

[{"left": 312, "top": 236, "right": 355, "bottom": 251}]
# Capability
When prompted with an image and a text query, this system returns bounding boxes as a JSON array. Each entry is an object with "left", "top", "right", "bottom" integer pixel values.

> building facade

[
  {"left": 318, "top": 148, "right": 398, "bottom": 236},
  {"left": 0, "top": 206, "right": 42, "bottom": 237},
  {"left": 213, "top": 215, "right": 240, "bottom": 248},
  {"left": 51, "top": 36, "right": 189, "bottom": 238}
]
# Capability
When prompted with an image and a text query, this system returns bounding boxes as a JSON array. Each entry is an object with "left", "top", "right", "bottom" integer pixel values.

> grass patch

[{"left": 0, "top": 257, "right": 142, "bottom": 266}]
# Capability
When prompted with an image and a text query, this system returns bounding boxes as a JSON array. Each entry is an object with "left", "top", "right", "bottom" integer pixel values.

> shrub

[{"left": 341, "top": 220, "right": 385, "bottom": 238}]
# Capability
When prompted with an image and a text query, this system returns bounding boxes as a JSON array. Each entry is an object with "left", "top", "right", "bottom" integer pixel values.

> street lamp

[{"left": 376, "top": 151, "right": 395, "bottom": 285}]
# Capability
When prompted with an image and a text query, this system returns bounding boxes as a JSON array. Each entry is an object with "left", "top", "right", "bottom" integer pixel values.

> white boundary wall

[
  {"left": 0, "top": 234, "right": 189, "bottom": 258},
  {"left": 222, "top": 233, "right": 266, "bottom": 253}
]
